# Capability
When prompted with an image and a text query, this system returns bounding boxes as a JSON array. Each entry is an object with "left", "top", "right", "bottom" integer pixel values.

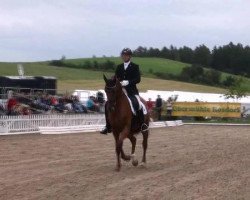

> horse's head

[{"left": 103, "top": 74, "right": 122, "bottom": 111}]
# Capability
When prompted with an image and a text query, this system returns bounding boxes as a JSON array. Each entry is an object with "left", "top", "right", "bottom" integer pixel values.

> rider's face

[{"left": 121, "top": 54, "right": 131, "bottom": 63}]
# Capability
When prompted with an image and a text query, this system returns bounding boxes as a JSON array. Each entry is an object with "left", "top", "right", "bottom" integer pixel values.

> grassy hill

[
  {"left": 1, "top": 57, "right": 249, "bottom": 94},
  {"left": 64, "top": 57, "right": 250, "bottom": 91},
  {"left": 65, "top": 57, "right": 188, "bottom": 76}
]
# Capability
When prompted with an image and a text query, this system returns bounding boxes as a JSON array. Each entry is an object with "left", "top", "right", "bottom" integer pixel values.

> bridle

[{"left": 105, "top": 84, "right": 117, "bottom": 112}]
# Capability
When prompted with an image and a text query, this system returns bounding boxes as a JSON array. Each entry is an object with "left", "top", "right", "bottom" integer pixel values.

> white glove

[{"left": 120, "top": 80, "right": 129, "bottom": 86}]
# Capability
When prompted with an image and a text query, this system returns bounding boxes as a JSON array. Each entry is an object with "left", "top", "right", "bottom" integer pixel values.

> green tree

[
  {"left": 180, "top": 64, "right": 204, "bottom": 83},
  {"left": 203, "top": 69, "right": 221, "bottom": 85},
  {"left": 224, "top": 78, "right": 247, "bottom": 99},
  {"left": 223, "top": 76, "right": 237, "bottom": 87},
  {"left": 193, "top": 44, "right": 211, "bottom": 66},
  {"left": 178, "top": 46, "right": 194, "bottom": 63}
]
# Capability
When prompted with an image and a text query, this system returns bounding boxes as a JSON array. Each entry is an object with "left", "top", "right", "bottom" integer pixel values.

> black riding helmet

[{"left": 121, "top": 48, "right": 132, "bottom": 56}]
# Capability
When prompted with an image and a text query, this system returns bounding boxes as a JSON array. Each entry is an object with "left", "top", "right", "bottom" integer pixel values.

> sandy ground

[{"left": 0, "top": 125, "right": 249, "bottom": 200}]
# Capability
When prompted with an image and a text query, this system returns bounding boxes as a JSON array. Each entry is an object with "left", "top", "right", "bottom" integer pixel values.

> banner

[{"left": 172, "top": 102, "right": 241, "bottom": 118}]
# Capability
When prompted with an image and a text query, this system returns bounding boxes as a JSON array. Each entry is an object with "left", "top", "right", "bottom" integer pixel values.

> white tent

[{"left": 140, "top": 90, "right": 250, "bottom": 104}]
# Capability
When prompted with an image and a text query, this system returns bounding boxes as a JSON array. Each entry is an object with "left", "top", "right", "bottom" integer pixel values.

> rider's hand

[{"left": 120, "top": 80, "right": 129, "bottom": 86}]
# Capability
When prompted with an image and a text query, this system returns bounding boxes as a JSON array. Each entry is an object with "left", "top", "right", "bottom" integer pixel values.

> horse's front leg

[
  {"left": 115, "top": 139, "right": 122, "bottom": 171},
  {"left": 115, "top": 126, "right": 130, "bottom": 171},
  {"left": 113, "top": 132, "right": 122, "bottom": 171}
]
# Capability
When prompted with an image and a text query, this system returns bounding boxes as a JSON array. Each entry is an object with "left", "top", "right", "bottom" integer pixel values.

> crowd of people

[
  {"left": 0, "top": 91, "right": 105, "bottom": 115},
  {"left": 146, "top": 95, "right": 176, "bottom": 121},
  {"left": 0, "top": 90, "right": 177, "bottom": 119}
]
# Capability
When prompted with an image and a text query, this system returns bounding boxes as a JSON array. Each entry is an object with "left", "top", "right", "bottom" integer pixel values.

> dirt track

[{"left": 0, "top": 125, "right": 249, "bottom": 200}]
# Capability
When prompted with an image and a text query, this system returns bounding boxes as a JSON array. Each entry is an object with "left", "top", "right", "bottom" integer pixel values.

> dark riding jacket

[{"left": 115, "top": 62, "right": 141, "bottom": 96}]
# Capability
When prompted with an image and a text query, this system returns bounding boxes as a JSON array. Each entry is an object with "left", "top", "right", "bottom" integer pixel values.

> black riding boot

[
  {"left": 100, "top": 103, "right": 112, "bottom": 135},
  {"left": 139, "top": 110, "right": 148, "bottom": 132}
]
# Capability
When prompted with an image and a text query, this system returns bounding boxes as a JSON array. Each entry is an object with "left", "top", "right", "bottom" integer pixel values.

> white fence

[
  {"left": 0, "top": 114, "right": 183, "bottom": 135},
  {"left": 0, "top": 114, "right": 105, "bottom": 135}
]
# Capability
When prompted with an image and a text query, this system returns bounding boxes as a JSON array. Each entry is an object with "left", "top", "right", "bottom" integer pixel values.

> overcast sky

[{"left": 0, "top": 0, "right": 250, "bottom": 62}]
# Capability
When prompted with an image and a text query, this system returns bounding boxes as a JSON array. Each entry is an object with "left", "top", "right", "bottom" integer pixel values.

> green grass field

[
  {"left": 64, "top": 57, "right": 250, "bottom": 89},
  {"left": 1, "top": 57, "right": 250, "bottom": 93}
]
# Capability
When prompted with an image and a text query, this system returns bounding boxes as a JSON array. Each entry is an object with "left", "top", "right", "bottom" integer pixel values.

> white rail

[
  {"left": 0, "top": 114, "right": 105, "bottom": 135},
  {"left": 0, "top": 114, "right": 183, "bottom": 135}
]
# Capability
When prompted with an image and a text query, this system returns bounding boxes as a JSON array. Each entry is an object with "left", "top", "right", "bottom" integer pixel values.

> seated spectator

[
  {"left": 54, "top": 98, "right": 67, "bottom": 113},
  {"left": 72, "top": 96, "right": 88, "bottom": 113},
  {"left": 0, "top": 102, "right": 5, "bottom": 115},
  {"left": 65, "top": 103, "right": 73, "bottom": 112},
  {"left": 96, "top": 91, "right": 105, "bottom": 104},
  {"left": 32, "top": 97, "right": 51, "bottom": 111},
  {"left": 7, "top": 95, "right": 18, "bottom": 115},
  {"left": 86, "top": 96, "right": 99, "bottom": 112},
  {"left": 96, "top": 91, "right": 105, "bottom": 112},
  {"left": 50, "top": 96, "right": 58, "bottom": 106}
]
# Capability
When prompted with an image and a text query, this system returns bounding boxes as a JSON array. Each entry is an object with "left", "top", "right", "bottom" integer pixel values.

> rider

[{"left": 100, "top": 48, "right": 148, "bottom": 135}]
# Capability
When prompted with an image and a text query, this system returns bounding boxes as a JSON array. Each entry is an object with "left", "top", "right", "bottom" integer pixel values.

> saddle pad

[
  {"left": 122, "top": 90, "right": 139, "bottom": 115},
  {"left": 128, "top": 95, "right": 140, "bottom": 113}
]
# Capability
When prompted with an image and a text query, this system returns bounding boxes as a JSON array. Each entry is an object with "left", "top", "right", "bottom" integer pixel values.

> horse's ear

[{"left": 103, "top": 74, "right": 108, "bottom": 83}]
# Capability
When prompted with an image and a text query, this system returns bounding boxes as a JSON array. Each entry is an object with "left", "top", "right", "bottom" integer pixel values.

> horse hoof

[
  {"left": 132, "top": 159, "right": 138, "bottom": 166},
  {"left": 124, "top": 156, "right": 131, "bottom": 162},
  {"left": 139, "top": 162, "right": 146, "bottom": 167}
]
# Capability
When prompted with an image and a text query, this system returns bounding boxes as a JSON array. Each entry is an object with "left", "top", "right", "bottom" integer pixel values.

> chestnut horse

[{"left": 103, "top": 75, "right": 150, "bottom": 171}]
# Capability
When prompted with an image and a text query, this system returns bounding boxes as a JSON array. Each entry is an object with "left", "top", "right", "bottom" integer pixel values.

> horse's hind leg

[
  {"left": 113, "top": 132, "right": 122, "bottom": 171},
  {"left": 141, "top": 130, "right": 149, "bottom": 165},
  {"left": 128, "top": 135, "right": 138, "bottom": 166}
]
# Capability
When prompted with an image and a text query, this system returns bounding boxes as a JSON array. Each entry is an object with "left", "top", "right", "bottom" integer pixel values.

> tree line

[{"left": 133, "top": 42, "right": 250, "bottom": 77}]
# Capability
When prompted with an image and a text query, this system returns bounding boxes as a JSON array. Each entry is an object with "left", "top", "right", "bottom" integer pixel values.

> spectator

[
  {"left": 86, "top": 96, "right": 99, "bottom": 112},
  {"left": 147, "top": 98, "right": 154, "bottom": 113},
  {"left": 50, "top": 96, "right": 58, "bottom": 106},
  {"left": 7, "top": 95, "right": 18, "bottom": 115},
  {"left": 96, "top": 91, "right": 105, "bottom": 104},
  {"left": 32, "top": 96, "right": 51, "bottom": 111},
  {"left": 96, "top": 91, "right": 105, "bottom": 113},
  {"left": 166, "top": 97, "right": 173, "bottom": 120},
  {"left": 72, "top": 96, "right": 88, "bottom": 113},
  {"left": 0, "top": 103, "right": 5, "bottom": 115},
  {"left": 155, "top": 95, "right": 163, "bottom": 121},
  {"left": 54, "top": 98, "right": 67, "bottom": 113}
]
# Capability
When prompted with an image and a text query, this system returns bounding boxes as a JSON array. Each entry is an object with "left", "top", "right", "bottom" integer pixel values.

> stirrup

[{"left": 141, "top": 123, "right": 149, "bottom": 132}]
